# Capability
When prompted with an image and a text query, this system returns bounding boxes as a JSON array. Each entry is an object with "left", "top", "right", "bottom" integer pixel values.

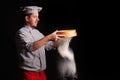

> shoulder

[{"left": 16, "top": 27, "right": 29, "bottom": 34}]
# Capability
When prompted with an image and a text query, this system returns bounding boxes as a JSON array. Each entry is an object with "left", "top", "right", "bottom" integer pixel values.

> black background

[{"left": 0, "top": 0, "right": 118, "bottom": 80}]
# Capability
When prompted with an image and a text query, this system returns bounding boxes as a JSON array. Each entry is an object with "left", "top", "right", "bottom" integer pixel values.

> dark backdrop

[{"left": 0, "top": 0, "right": 118, "bottom": 80}]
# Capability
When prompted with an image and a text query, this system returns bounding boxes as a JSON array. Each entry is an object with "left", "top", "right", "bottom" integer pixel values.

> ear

[{"left": 25, "top": 16, "right": 29, "bottom": 22}]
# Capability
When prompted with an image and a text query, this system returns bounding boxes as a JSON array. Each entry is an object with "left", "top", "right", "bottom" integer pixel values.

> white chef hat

[{"left": 21, "top": 6, "right": 42, "bottom": 14}]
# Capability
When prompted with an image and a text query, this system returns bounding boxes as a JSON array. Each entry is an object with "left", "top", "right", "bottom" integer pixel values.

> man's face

[{"left": 26, "top": 12, "right": 39, "bottom": 28}]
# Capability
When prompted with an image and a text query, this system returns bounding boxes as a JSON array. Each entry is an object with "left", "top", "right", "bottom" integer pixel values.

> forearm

[
  {"left": 32, "top": 30, "right": 63, "bottom": 51},
  {"left": 32, "top": 35, "right": 50, "bottom": 51}
]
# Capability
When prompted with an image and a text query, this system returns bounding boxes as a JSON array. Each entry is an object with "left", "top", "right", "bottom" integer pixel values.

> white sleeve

[
  {"left": 45, "top": 41, "right": 54, "bottom": 51},
  {"left": 16, "top": 30, "right": 34, "bottom": 52}
]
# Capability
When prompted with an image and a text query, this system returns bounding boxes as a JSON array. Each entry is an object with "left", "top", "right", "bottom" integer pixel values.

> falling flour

[{"left": 57, "top": 37, "right": 77, "bottom": 79}]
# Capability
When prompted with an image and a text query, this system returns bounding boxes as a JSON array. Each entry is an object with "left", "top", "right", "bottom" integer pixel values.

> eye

[{"left": 34, "top": 16, "right": 38, "bottom": 18}]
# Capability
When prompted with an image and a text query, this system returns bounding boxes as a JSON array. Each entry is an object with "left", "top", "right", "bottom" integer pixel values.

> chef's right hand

[{"left": 47, "top": 30, "right": 65, "bottom": 41}]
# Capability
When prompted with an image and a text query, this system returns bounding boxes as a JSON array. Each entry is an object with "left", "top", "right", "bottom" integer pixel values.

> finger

[
  {"left": 58, "top": 34, "right": 66, "bottom": 38},
  {"left": 55, "top": 36, "right": 59, "bottom": 41},
  {"left": 52, "top": 30, "right": 58, "bottom": 35}
]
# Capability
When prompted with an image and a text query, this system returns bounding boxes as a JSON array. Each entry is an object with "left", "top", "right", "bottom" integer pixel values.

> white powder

[{"left": 57, "top": 37, "right": 77, "bottom": 79}]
